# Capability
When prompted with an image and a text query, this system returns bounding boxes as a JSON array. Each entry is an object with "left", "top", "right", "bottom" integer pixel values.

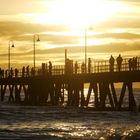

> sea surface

[{"left": 0, "top": 89, "right": 140, "bottom": 140}]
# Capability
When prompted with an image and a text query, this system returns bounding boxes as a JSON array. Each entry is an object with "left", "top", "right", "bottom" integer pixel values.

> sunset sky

[{"left": 0, "top": 0, "right": 140, "bottom": 68}]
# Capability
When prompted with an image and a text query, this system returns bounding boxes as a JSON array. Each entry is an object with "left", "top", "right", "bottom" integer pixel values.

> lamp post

[
  {"left": 84, "top": 26, "right": 93, "bottom": 73},
  {"left": 85, "top": 27, "right": 87, "bottom": 73},
  {"left": 8, "top": 40, "right": 15, "bottom": 76},
  {"left": 33, "top": 34, "right": 40, "bottom": 71}
]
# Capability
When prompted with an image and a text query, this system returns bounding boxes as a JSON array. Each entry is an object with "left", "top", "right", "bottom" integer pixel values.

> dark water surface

[
  {"left": 0, "top": 103, "right": 140, "bottom": 140},
  {"left": 1, "top": 88, "right": 140, "bottom": 140}
]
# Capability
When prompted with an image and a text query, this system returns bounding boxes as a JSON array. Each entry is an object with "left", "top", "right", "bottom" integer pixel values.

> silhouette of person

[
  {"left": 1, "top": 69, "right": 4, "bottom": 78},
  {"left": 26, "top": 66, "right": 29, "bottom": 77},
  {"left": 81, "top": 62, "right": 85, "bottom": 73},
  {"left": 5, "top": 70, "right": 8, "bottom": 78},
  {"left": 45, "top": 63, "right": 48, "bottom": 75},
  {"left": 37, "top": 69, "right": 41, "bottom": 76},
  {"left": 74, "top": 61, "right": 78, "bottom": 74},
  {"left": 109, "top": 55, "right": 115, "bottom": 72},
  {"left": 15, "top": 68, "right": 18, "bottom": 77},
  {"left": 117, "top": 54, "right": 123, "bottom": 71},
  {"left": 49, "top": 61, "right": 52, "bottom": 75},
  {"left": 31, "top": 67, "right": 35, "bottom": 76},
  {"left": 22, "top": 66, "right": 25, "bottom": 77},
  {"left": 128, "top": 58, "right": 132, "bottom": 71},
  {"left": 88, "top": 58, "right": 91, "bottom": 73},
  {"left": 10, "top": 68, "right": 13, "bottom": 77},
  {"left": 135, "top": 57, "right": 138, "bottom": 70},
  {"left": 0, "top": 68, "right": 4, "bottom": 78},
  {"left": 133, "top": 57, "right": 137, "bottom": 70}
]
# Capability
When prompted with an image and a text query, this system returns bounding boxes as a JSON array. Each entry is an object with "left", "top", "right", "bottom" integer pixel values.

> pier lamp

[
  {"left": 8, "top": 40, "right": 15, "bottom": 76},
  {"left": 85, "top": 27, "right": 87, "bottom": 73},
  {"left": 84, "top": 26, "right": 93, "bottom": 73},
  {"left": 33, "top": 34, "right": 40, "bottom": 71}
]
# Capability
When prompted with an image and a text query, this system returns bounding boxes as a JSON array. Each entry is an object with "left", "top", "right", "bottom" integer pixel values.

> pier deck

[{"left": 0, "top": 57, "right": 140, "bottom": 111}]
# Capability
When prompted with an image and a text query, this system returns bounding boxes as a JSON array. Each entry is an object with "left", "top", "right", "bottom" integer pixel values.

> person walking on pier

[
  {"left": 117, "top": 54, "right": 123, "bottom": 71},
  {"left": 26, "top": 65, "right": 29, "bottom": 77},
  {"left": 0, "top": 68, "right": 4, "bottom": 78},
  {"left": 22, "top": 66, "right": 25, "bottom": 77},
  {"left": 49, "top": 61, "right": 52, "bottom": 75},
  {"left": 81, "top": 62, "right": 85, "bottom": 73},
  {"left": 5, "top": 70, "right": 8, "bottom": 78},
  {"left": 10, "top": 68, "right": 14, "bottom": 77},
  {"left": 15, "top": 68, "right": 18, "bottom": 77},
  {"left": 133, "top": 57, "right": 137, "bottom": 70},
  {"left": 88, "top": 58, "right": 91, "bottom": 73},
  {"left": 1, "top": 69, "right": 4, "bottom": 78},
  {"left": 74, "top": 61, "right": 78, "bottom": 74},
  {"left": 45, "top": 63, "right": 48, "bottom": 75},
  {"left": 31, "top": 67, "right": 35, "bottom": 76},
  {"left": 109, "top": 55, "right": 115, "bottom": 72},
  {"left": 128, "top": 58, "right": 132, "bottom": 71}
]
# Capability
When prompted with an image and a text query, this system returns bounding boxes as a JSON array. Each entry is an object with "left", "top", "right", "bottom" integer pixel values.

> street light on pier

[
  {"left": 8, "top": 40, "right": 15, "bottom": 76},
  {"left": 33, "top": 34, "right": 40, "bottom": 71},
  {"left": 84, "top": 26, "right": 93, "bottom": 73},
  {"left": 85, "top": 27, "right": 87, "bottom": 73}
]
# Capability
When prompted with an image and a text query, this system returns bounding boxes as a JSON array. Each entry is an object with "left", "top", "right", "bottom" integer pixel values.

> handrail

[{"left": 0, "top": 57, "right": 140, "bottom": 78}]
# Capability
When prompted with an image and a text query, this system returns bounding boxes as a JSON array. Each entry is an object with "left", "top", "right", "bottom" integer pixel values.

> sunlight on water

[
  {"left": 0, "top": 89, "right": 140, "bottom": 139},
  {"left": 99, "top": 137, "right": 105, "bottom": 140},
  {"left": 1, "top": 110, "right": 140, "bottom": 140}
]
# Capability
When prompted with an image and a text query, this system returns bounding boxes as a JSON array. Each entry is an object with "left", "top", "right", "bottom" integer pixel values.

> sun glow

[{"left": 32, "top": 0, "right": 126, "bottom": 29}]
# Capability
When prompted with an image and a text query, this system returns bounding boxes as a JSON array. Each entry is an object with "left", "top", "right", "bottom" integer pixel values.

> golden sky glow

[
  {"left": 32, "top": 0, "right": 126, "bottom": 27},
  {"left": 0, "top": 0, "right": 140, "bottom": 68}
]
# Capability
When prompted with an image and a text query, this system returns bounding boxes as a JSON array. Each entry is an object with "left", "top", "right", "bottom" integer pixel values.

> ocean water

[{"left": 0, "top": 89, "right": 140, "bottom": 140}]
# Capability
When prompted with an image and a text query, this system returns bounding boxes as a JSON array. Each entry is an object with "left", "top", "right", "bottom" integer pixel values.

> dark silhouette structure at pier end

[{"left": 0, "top": 56, "right": 140, "bottom": 111}]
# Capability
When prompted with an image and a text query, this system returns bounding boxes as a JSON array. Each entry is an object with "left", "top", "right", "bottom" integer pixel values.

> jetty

[{"left": 0, "top": 56, "right": 140, "bottom": 111}]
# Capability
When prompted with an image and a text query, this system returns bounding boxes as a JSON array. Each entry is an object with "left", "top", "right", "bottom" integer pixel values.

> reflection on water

[
  {"left": 0, "top": 89, "right": 140, "bottom": 139},
  {"left": 0, "top": 104, "right": 140, "bottom": 140}
]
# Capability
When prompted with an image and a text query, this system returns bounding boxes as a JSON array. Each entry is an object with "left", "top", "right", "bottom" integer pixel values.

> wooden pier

[{"left": 0, "top": 57, "right": 140, "bottom": 111}]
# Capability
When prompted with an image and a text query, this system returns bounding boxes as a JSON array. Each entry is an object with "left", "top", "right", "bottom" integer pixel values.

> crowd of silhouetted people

[
  {"left": 0, "top": 55, "right": 139, "bottom": 78},
  {"left": 0, "top": 66, "right": 34, "bottom": 78},
  {"left": 0, "top": 61, "right": 53, "bottom": 78},
  {"left": 109, "top": 54, "right": 123, "bottom": 72},
  {"left": 109, "top": 54, "right": 139, "bottom": 72},
  {"left": 128, "top": 57, "right": 138, "bottom": 71},
  {"left": 41, "top": 61, "right": 52, "bottom": 75}
]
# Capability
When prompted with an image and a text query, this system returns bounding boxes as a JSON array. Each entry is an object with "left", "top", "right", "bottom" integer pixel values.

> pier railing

[
  {"left": 1, "top": 57, "right": 140, "bottom": 78},
  {"left": 94, "top": 57, "right": 140, "bottom": 73}
]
